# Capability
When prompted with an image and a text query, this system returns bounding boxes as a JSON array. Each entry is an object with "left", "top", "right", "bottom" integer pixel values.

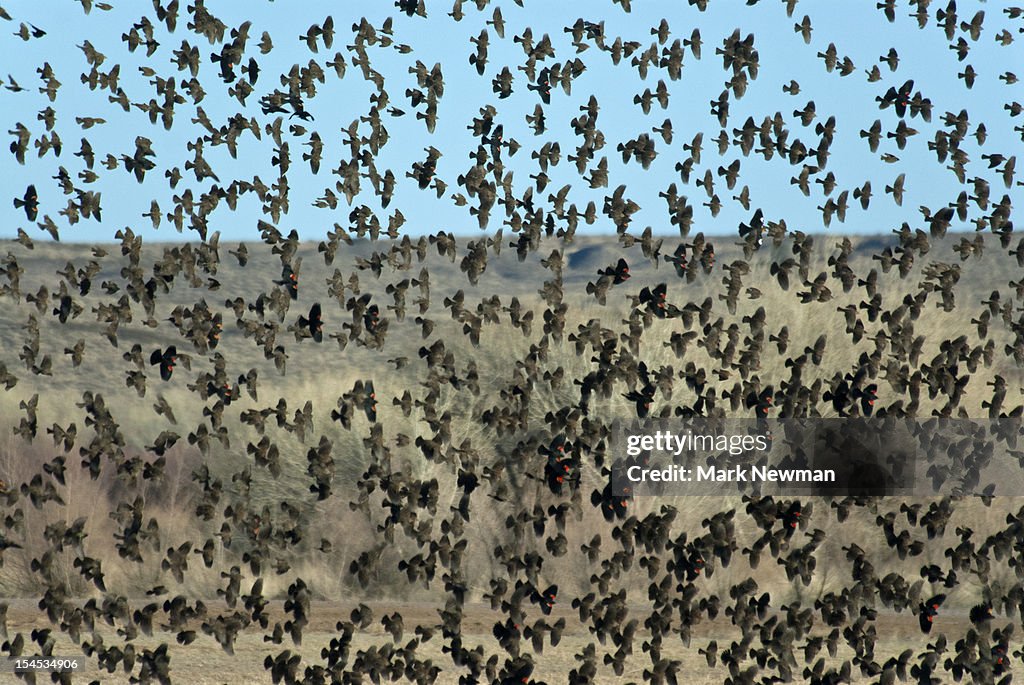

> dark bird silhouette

[
  {"left": 13, "top": 184, "right": 38, "bottom": 221},
  {"left": 297, "top": 302, "right": 323, "bottom": 342},
  {"left": 917, "top": 594, "right": 946, "bottom": 633},
  {"left": 149, "top": 346, "right": 177, "bottom": 381},
  {"left": 879, "top": 79, "right": 914, "bottom": 117}
]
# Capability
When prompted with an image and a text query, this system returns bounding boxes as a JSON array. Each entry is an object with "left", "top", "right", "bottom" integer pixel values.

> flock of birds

[{"left": 2, "top": 0, "right": 1024, "bottom": 683}]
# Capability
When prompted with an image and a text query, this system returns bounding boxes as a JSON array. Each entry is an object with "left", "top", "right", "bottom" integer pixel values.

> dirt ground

[{"left": 0, "top": 598, "right": 981, "bottom": 684}]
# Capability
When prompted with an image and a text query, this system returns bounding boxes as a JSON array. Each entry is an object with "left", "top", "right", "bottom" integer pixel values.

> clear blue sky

[{"left": 1, "top": 0, "right": 1019, "bottom": 243}]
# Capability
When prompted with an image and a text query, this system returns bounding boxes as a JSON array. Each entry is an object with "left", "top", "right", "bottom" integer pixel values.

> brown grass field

[
  {"left": 0, "top": 599, "right": 992, "bottom": 684},
  {"left": 0, "top": 233, "right": 1022, "bottom": 684}
]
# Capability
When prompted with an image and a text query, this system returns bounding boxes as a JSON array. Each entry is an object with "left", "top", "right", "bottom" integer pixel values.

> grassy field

[
  {"left": 0, "top": 599, "right": 993, "bottom": 685},
  {"left": 0, "top": 232, "right": 1022, "bottom": 683}
]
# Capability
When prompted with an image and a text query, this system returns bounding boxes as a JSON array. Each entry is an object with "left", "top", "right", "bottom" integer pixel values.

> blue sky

[{"left": 0, "top": 0, "right": 1019, "bottom": 243}]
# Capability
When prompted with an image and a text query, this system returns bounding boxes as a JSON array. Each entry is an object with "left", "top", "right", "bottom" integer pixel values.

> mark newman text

[{"left": 626, "top": 464, "right": 836, "bottom": 483}]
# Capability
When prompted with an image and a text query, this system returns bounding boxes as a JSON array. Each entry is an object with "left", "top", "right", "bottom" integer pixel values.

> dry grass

[
  {"left": 0, "top": 234, "right": 1021, "bottom": 683},
  {"left": 0, "top": 600, "right": 992, "bottom": 684}
]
